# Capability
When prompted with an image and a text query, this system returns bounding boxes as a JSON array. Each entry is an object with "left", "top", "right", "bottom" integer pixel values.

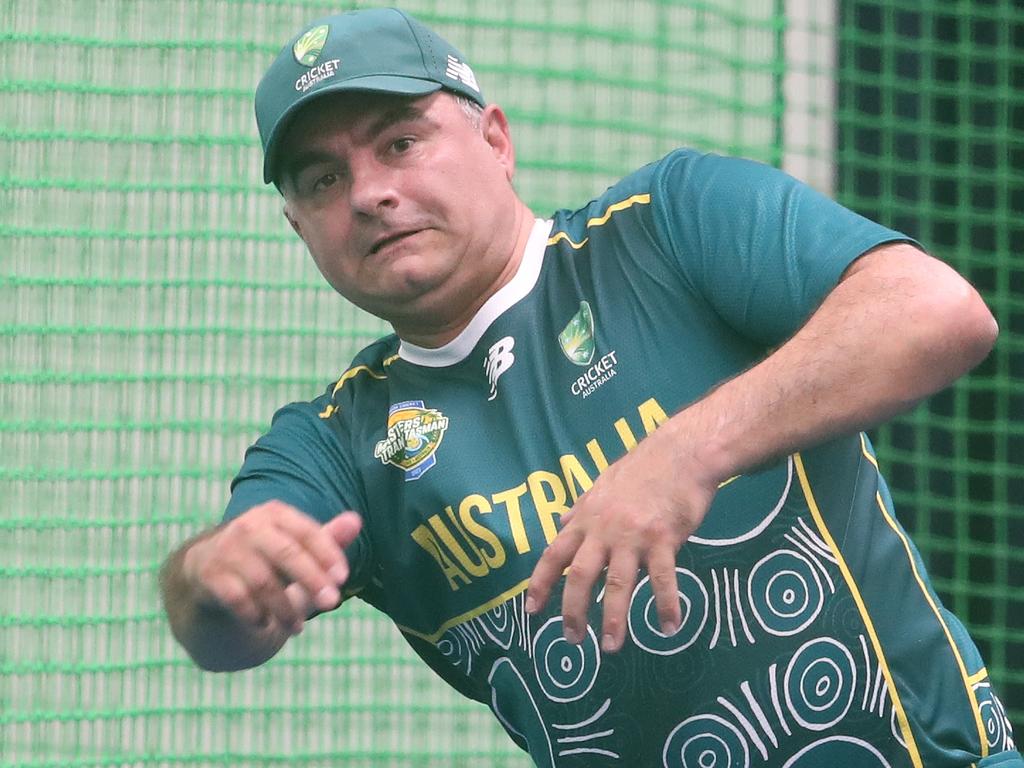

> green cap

[{"left": 255, "top": 7, "right": 486, "bottom": 184}]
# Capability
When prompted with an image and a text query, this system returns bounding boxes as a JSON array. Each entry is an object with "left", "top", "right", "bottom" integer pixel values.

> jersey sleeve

[
  {"left": 650, "top": 149, "right": 919, "bottom": 346},
  {"left": 222, "top": 396, "right": 375, "bottom": 596}
]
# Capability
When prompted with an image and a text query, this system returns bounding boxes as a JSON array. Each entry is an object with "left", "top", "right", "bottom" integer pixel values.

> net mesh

[
  {"left": 836, "top": 0, "right": 1024, "bottom": 724},
  {"left": 0, "top": 1, "right": 1018, "bottom": 765}
]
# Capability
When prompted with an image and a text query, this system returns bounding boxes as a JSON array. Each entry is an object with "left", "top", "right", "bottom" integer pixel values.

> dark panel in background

[{"left": 836, "top": 0, "right": 1023, "bottom": 725}]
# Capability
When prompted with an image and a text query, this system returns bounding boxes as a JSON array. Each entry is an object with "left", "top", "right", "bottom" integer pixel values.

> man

[{"left": 161, "top": 8, "right": 1020, "bottom": 766}]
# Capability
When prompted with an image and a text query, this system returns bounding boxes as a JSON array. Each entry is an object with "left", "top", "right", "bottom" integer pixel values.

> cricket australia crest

[
  {"left": 293, "top": 25, "right": 329, "bottom": 66},
  {"left": 558, "top": 300, "right": 596, "bottom": 365}
]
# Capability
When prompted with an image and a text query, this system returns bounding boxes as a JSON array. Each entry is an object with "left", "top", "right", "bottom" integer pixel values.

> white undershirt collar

[{"left": 398, "top": 218, "right": 553, "bottom": 367}]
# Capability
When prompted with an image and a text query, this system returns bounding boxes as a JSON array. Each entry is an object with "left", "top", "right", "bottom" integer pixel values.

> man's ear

[{"left": 480, "top": 104, "right": 516, "bottom": 182}]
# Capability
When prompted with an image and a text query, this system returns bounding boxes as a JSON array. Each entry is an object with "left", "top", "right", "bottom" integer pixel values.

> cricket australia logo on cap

[
  {"left": 559, "top": 301, "right": 619, "bottom": 399},
  {"left": 293, "top": 24, "right": 329, "bottom": 65},
  {"left": 293, "top": 24, "right": 341, "bottom": 93},
  {"left": 374, "top": 400, "right": 450, "bottom": 481}
]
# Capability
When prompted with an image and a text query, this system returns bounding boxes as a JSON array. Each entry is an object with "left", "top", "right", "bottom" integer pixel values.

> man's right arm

[{"left": 159, "top": 502, "right": 363, "bottom": 671}]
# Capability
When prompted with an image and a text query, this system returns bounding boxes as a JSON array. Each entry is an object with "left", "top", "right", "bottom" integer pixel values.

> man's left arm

[{"left": 526, "top": 242, "right": 998, "bottom": 653}]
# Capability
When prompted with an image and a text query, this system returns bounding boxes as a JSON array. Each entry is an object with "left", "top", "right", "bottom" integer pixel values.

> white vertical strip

[{"left": 783, "top": 0, "right": 837, "bottom": 194}]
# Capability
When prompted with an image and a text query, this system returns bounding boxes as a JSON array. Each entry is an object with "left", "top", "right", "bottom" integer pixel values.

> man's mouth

[{"left": 370, "top": 229, "right": 422, "bottom": 255}]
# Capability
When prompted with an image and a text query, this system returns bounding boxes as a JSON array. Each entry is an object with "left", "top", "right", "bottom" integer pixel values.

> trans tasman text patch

[{"left": 374, "top": 400, "right": 450, "bottom": 481}]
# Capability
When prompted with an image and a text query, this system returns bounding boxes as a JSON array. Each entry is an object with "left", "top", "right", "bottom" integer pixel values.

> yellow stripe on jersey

[
  {"left": 859, "top": 434, "right": 989, "bottom": 757},
  {"left": 321, "top": 358, "right": 397, "bottom": 417},
  {"left": 718, "top": 474, "right": 742, "bottom": 489},
  {"left": 547, "top": 193, "right": 652, "bottom": 249},
  {"left": 396, "top": 577, "right": 531, "bottom": 643},
  {"left": 330, "top": 363, "right": 388, "bottom": 396},
  {"left": 587, "top": 193, "right": 652, "bottom": 226},
  {"left": 548, "top": 231, "right": 590, "bottom": 250},
  {"left": 793, "top": 452, "right": 924, "bottom": 768}
]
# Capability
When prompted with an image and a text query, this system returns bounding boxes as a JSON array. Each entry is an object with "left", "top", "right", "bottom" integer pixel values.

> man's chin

[{"left": 357, "top": 280, "right": 444, "bottom": 320}]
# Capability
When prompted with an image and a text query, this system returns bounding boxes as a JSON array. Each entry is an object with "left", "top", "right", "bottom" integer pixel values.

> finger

[
  {"left": 322, "top": 512, "right": 363, "bottom": 583},
  {"left": 527, "top": 526, "right": 584, "bottom": 615},
  {"left": 324, "top": 511, "right": 363, "bottom": 548},
  {"left": 599, "top": 550, "right": 640, "bottom": 653},
  {"left": 646, "top": 545, "right": 682, "bottom": 636},
  {"left": 284, "top": 582, "right": 314, "bottom": 627},
  {"left": 272, "top": 508, "right": 352, "bottom": 588},
  {"left": 248, "top": 522, "right": 340, "bottom": 612},
  {"left": 210, "top": 572, "right": 264, "bottom": 627},
  {"left": 560, "top": 539, "right": 608, "bottom": 645},
  {"left": 239, "top": 556, "right": 305, "bottom": 634}
]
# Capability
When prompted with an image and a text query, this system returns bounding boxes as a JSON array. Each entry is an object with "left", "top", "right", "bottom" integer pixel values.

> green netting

[
  {"left": 0, "top": 0, "right": 1018, "bottom": 765},
  {"left": 836, "top": 0, "right": 1023, "bottom": 727}
]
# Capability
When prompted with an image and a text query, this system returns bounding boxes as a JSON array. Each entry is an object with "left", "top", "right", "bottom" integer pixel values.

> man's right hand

[{"left": 182, "top": 502, "right": 363, "bottom": 637}]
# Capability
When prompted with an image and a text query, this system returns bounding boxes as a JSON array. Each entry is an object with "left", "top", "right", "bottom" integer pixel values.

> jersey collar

[{"left": 397, "top": 218, "right": 553, "bottom": 367}]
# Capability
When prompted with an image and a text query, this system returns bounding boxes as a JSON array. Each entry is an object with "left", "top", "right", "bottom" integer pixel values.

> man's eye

[
  {"left": 312, "top": 173, "right": 337, "bottom": 191},
  {"left": 391, "top": 137, "right": 414, "bottom": 153}
]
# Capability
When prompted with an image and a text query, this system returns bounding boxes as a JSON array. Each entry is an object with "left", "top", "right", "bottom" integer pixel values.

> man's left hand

[{"left": 525, "top": 421, "right": 718, "bottom": 653}]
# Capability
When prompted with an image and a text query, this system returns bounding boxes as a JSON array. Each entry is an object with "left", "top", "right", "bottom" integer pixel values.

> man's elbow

[
  {"left": 176, "top": 628, "right": 281, "bottom": 673},
  {"left": 187, "top": 649, "right": 263, "bottom": 673},
  {"left": 926, "top": 273, "right": 998, "bottom": 374},
  {"left": 964, "top": 294, "right": 999, "bottom": 367},
  {"left": 848, "top": 244, "right": 999, "bottom": 371}
]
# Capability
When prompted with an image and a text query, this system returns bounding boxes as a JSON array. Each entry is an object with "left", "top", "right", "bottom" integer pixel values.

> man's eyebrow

[{"left": 364, "top": 102, "right": 430, "bottom": 140}]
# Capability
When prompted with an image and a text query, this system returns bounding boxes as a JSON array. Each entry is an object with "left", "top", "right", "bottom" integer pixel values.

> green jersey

[{"left": 225, "top": 150, "right": 1018, "bottom": 767}]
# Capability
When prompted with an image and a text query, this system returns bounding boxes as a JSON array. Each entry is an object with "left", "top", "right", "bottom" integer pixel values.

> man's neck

[{"left": 393, "top": 203, "right": 536, "bottom": 349}]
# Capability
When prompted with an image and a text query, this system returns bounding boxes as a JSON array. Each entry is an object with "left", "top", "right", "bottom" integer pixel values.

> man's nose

[{"left": 348, "top": 155, "right": 399, "bottom": 215}]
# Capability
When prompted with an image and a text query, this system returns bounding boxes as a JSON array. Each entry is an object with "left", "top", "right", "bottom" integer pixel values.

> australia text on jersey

[{"left": 410, "top": 396, "right": 668, "bottom": 590}]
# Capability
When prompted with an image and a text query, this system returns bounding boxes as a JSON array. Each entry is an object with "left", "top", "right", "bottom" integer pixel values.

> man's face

[{"left": 277, "top": 91, "right": 520, "bottom": 331}]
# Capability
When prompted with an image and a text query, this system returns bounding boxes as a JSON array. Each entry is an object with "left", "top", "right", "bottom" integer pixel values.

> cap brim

[{"left": 263, "top": 75, "right": 443, "bottom": 184}]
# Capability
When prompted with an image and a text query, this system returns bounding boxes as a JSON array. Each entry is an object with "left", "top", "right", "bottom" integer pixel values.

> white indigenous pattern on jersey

[
  {"left": 432, "top": 507, "right": 999, "bottom": 765},
  {"left": 434, "top": 513, "right": 922, "bottom": 767}
]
